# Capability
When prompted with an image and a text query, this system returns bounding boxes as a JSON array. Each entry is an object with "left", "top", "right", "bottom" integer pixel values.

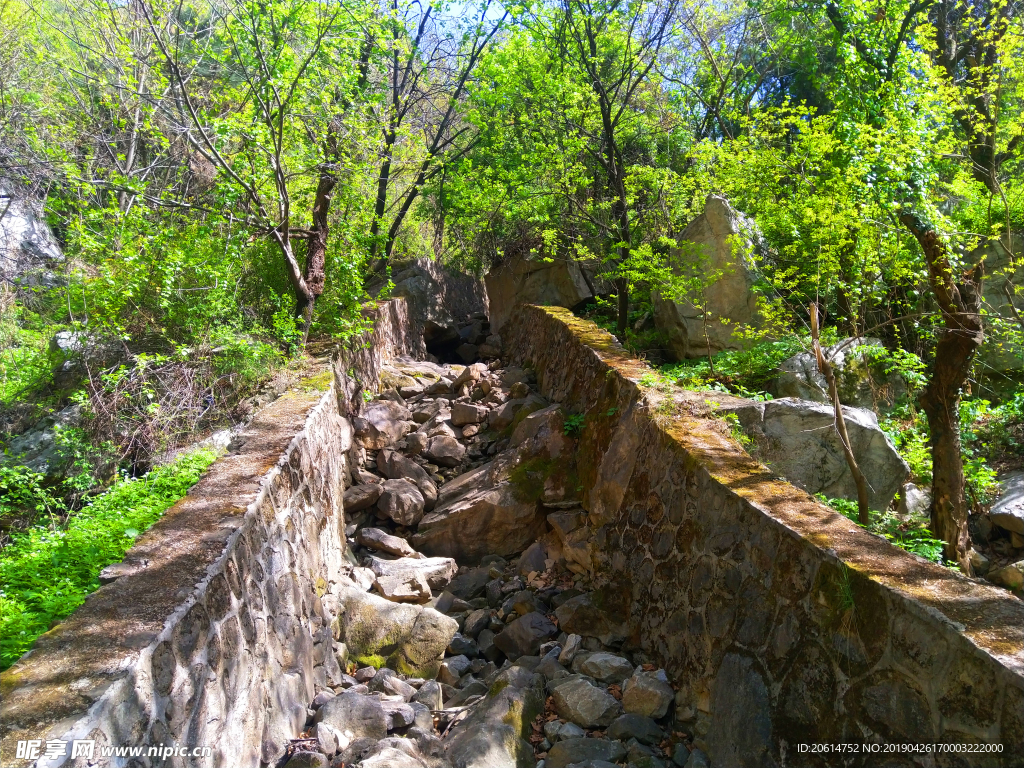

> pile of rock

[{"left": 276, "top": 346, "right": 712, "bottom": 767}]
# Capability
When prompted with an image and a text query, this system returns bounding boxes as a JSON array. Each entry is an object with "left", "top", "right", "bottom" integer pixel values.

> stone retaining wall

[
  {"left": 503, "top": 305, "right": 1024, "bottom": 768},
  {"left": 0, "top": 299, "right": 415, "bottom": 768}
]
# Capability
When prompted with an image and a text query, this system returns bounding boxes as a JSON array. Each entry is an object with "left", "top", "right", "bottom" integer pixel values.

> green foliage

[
  {"left": 0, "top": 448, "right": 217, "bottom": 670},
  {"left": 0, "top": 465, "right": 63, "bottom": 524},
  {"left": 818, "top": 495, "right": 946, "bottom": 565},
  {"left": 661, "top": 337, "right": 806, "bottom": 396},
  {"left": 563, "top": 413, "right": 585, "bottom": 437}
]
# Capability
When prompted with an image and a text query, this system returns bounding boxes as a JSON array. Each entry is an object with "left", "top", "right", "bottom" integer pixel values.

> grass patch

[
  {"left": 0, "top": 447, "right": 217, "bottom": 670},
  {"left": 659, "top": 336, "right": 808, "bottom": 397}
]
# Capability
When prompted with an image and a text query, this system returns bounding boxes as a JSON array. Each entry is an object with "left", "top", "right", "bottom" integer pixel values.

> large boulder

[
  {"left": 366, "top": 554, "right": 457, "bottom": 590},
  {"left": 769, "top": 337, "right": 907, "bottom": 412},
  {"left": 0, "top": 190, "right": 63, "bottom": 287},
  {"left": 492, "top": 611, "right": 557, "bottom": 661},
  {"left": 354, "top": 401, "right": 415, "bottom": 450},
  {"left": 337, "top": 588, "right": 457, "bottom": 677},
  {"left": 313, "top": 692, "right": 388, "bottom": 742},
  {"left": 652, "top": 195, "right": 763, "bottom": 359},
  {"left": 716, "top": 396, "right": 909, "bottom": 512},
  {"left": 377, "top": 449, "right": 438, "bottom": 509},
  {"left": 972, "top": 236, "right": 1023, "bottom": 394},
  {"left": 485, "top": 250, "right": 605, "bottom": 333},
  {"left": 410, "top": 452, "right": 548, "bottom": 563},
  {"left": 990, "top": 471, "right": 1024, "bottom": 535},
  {"left": 443, "top": 665, "right": 545, "bottom": 768},
  {"left": 376, "top": 479, "right": 426, "bottom": 526}
]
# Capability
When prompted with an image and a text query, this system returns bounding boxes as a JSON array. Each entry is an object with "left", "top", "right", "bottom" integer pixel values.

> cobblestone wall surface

[
  {"left": 504, "top": 304, "right": 1024, "bottom": 768},
  {"left": 0, "top": 299, "right": 415, "bottom": 768}
]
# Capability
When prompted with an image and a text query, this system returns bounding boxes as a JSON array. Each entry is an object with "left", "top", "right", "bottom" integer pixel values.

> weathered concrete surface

[
  {"left": 504, "top": 304, "right": 1024, "bottom": 766},
  {"left": 0, "top": 299, "right": 418, "bottom": 768}
]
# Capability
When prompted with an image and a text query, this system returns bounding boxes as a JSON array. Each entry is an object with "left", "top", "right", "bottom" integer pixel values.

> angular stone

[
  {"left": 367, "top": 555, "right": 457, "bottom": 590},
  {"left": 446, "top": 567, "right": 492, "bottom": 599},
  {"left": 412, "top": 457, "right": 548, "bottom": 563},
  {"left": 574, "top": 652, "right": 634, "bottom": 684},
  {"left": 376, "top": 479, "right": 425, "bottom": 526},
  {"left": 622, "top": 669, "right": 674, "bottom": 719},
  {"left": 989, "top": 560, "right": 1024, "bottom": 591},
  {"left": 423, "top": 435, "right": 466, "bottom": 467},
  {"left": 374, "top": 571, "right": 431, "bottom": 604},
  {"left": 550, "top": 677, "right": 622, "bottom": 728},
  {"left": 443, "top": 665, "right": 545, "bottom": 768},
  {"left": 452, "top": 402, "right": 488, "bottom": 426},
  {"left": 313, "top": 691, "right": 388, "bottom": 741},
  {"left": 356, "top": 527, "right": 416, "bottom": 557},
  {"left": 412, "top": 680, "right": 442, "bottom": 710},
  {"left": 377, "top": 449, "right": 438, "bottom": 510},
  {"left": 558, "top": 634, "right": 583, "bottom": 665},
  {"left": 338, "top": 588, "right": 458, "bottom": 677},
  {"left": 463, "top": 608, "right": 492, "bottom": 638},
  {"left": 493, "top": 611, "right": 557, "bottom": 661},
  {"left": 438, "top": 655, "right": 472, "bottom": 686},
  {"left": 607, "top": 713, "right": 664, "bottom": 745},
  {"left": 545, "top": 737, "right": 627, "bottom": 768},
  {"left": 381, "top": 699, "right": 416, "bottom": 729},
  {"left": 354, "top": 401, "right": 415, "bottom": 449},
  {"left": 345, "top": 483, "right": 382, "bottom": 512}
]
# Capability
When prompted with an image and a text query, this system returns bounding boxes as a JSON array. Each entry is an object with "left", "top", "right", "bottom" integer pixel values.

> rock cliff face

[
  {"left": 652, "top": 195, "right": 763, "bottom": 359},
  {"left": 485, "top": 252, "right": 603, "bottom": 333}
]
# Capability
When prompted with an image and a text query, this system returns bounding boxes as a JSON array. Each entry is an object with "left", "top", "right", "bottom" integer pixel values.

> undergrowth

[
  {"left": 0, "top": 447, "right": 217, "bottom": 670},
  {"left": 817, "top": 495, "right": 947, "bottom": 565}
]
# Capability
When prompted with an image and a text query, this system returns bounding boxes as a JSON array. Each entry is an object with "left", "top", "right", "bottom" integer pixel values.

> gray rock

[
  {"left": 345, "top": 483, "right": 383, "bottom": 512},
  {"left": 438, "top": 655, "right": 472, "bottom": 686},
  {"left": 311, "top": 690, "right": 336, "bottom": 708},
  {"left": 443, "top": 665, "right": 545, "bottom": 768},
  {"left": 463, "top": 608, "right": 492, "bottom": 638},
  {"left": 367, "top": 555, "right": 457, "bottom": 590},
  {"left": 313, "top": 721, "right": 339, "bottom": 755},
  {"left": 705, "top": 653, "right": 772, "bottom": 767},
  {"left": 652, "top": 195, "right": 763, "bottom": 359},
  {"left": 551, "top": 677, "right": 622, "bottom": 728},
  {"left": 356, "top": 527, "right": 417, "bottom": 557},
  {"left": 622, "top": 669, "right": 674, "bottom": 719},
  {"left": 338, "top": 588, "right": 457, "bottom": 678},
  {"left": 355, "top": 400, "right": 415, "bottom": 450},
  {"left": 447, "top": 567, "right": 492, "bottom": 599},
  {"left": 412, "top": 455, "right": 549, "bottom": 563},
  {"left": 558, "top": 634, "right": 583, "bottom": 665},
  {"left": 897, "top": 483, "right": 932, "bottom": 517},
  {"left": 574, "top": 652, "right": 634, "bottom": 684},
  {"left": 381, "top": 699, "right": 416, "bottom": 729},
  {"left": 448, "top": 633, "right": 479, "bottom": 657},
  {"left": 991, "top": 471, "right": 1024, "bottom": 535},
  {"left": 546, "top": 738, "right": 627, "bottom": 768},
  {"left": 607, "top": 713, "right": 664, "bottom": 745},
  {"left": 374, "top": 571, "right": 432, "bottom": 603},
  {"left": 452, "top": 402, "right": 488, "bottom": 426},
  {"left": 412, "top": 680, "right": 443, "bottom": 710},
  {"left": 360, "top": 746, "right": 428, "bottom": 768},
  {"left": 377, "top": 478, "right": 426, "bottom": 526},
  {"left": 477, "top": 629, "right": 501, "bottom": 662},
  {"left": 424, "top": 435, "right": 467, "bottom": 467},
  {"left": 671, "top": 743, "right": 691, "bottom": 766},
  {"left": 716, "top": 396, "right": 909, "bottom": 512},
  {"left": 377, "top": 449, "right": 438, "bottom": 510},
  {"left": 485, "top": 249, "right": 604, "bottom": 332},
  {"left": 989, "top": 560, "right": 1024, "bottom": 591},
  {"left": 769, "top": 337, "right": 907, "bottom": 412},
  {"left": 493, "top": 611, "right": 557, "bottom": 661},
  {"left": 313, "top": 692, "right": 388, "bottom": 741}
]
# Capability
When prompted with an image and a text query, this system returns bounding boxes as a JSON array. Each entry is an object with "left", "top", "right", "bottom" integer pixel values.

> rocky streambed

[{"left": 275, "top": 349, "right": 711, "bottom": 768}]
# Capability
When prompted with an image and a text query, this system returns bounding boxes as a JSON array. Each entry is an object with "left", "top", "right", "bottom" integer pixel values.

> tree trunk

[
  {"left": 297, "top": 169, "right": 335, "bottom": 344},
  {"left": 901, "top": 213, "right": 983, "bottom": 573}
]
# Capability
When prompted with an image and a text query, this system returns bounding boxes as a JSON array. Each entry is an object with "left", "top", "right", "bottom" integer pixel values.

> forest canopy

[{"left": 1, "top": 0, "right": 1023, "bottom": 573}]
